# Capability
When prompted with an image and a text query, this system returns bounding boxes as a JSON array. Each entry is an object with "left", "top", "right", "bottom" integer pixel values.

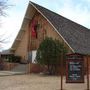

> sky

[{"left": 0, "top": 0, "right": 90, "bottom": 51}]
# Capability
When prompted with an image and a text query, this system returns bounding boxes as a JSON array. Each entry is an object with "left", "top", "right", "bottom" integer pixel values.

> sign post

[
  {"left": 60, "top": 53, "right": 63, "bottom": 90},
  {"left": 66, "top": 53, "right": 84, "bottom": 83},
  {"left": 86, "top": 55, "right": 90, "bottom": 90}
]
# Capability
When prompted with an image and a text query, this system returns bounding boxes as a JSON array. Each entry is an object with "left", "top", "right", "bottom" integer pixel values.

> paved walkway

[{"left": 0, "top": 71, "right": 26, "bottom": 76}]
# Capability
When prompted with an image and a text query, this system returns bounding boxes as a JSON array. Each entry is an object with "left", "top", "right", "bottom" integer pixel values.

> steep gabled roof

[
  {"left": 30, "top": 1, "right": 90, "bottom": 55},
  {"left": 11, "top": 1, "right": 90, "bottom": 55}
]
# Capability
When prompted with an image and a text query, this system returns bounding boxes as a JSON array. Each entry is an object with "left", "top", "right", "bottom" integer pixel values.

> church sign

[{"left": 66, "top": 53, "right": 84, "bottom": 83}]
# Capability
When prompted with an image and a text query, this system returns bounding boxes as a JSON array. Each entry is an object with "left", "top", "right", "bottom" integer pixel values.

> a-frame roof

[{"left": 11, "top": 1, "right": 90, "bottom": 55}]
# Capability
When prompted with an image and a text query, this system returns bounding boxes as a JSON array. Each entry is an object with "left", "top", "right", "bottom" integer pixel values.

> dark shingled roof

[{"left": 30, "top": 2, "right": 90, "bottom": 55}]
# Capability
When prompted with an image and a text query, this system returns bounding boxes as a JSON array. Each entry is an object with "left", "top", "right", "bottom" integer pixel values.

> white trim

[{"left": 30, "top": 2, "right": 75, "bottom": 53}]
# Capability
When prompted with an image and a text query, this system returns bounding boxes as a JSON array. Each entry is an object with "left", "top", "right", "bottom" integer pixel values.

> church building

[{"left": 10, "top": 1, "right": 90, "bottom": 73}]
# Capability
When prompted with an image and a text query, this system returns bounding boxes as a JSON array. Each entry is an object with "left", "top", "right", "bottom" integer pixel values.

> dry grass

[{"left": 0, "top": 74, "right": 88, "bottom": 90}]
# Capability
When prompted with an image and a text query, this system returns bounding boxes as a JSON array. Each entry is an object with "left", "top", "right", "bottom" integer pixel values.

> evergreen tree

[{"left": 36, "top": 37, "right": 68, "bottom": 75}]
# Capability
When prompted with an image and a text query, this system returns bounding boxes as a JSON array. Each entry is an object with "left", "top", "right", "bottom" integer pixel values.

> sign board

[{"left": 66, "top": 53, "right": 84, "bottom": 83}]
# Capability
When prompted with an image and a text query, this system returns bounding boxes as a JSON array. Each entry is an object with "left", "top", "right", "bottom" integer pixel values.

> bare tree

[
  {"left": 0, "top": 0, "right": 8, "bottom": 16},
  {"left": 0, "top": 33, "right": 10, "bottom": 50},
  {"left": 0, "top": 0, "right": 10, "bottom": 51}
]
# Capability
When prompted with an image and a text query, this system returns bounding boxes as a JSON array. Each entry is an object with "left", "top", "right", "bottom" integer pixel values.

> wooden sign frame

[{"left": 66, "top": 53, "right": 84, "bottom": 83}]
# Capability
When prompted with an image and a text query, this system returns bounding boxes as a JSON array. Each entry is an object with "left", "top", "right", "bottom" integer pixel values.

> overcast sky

[{"left": 0, "top": 0, "right": 90, "bottom": 51}]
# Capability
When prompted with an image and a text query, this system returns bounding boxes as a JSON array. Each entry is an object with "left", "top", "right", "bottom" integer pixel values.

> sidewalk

[{"left": 0, "top": 71, "right": 26, "bottom": 76}]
